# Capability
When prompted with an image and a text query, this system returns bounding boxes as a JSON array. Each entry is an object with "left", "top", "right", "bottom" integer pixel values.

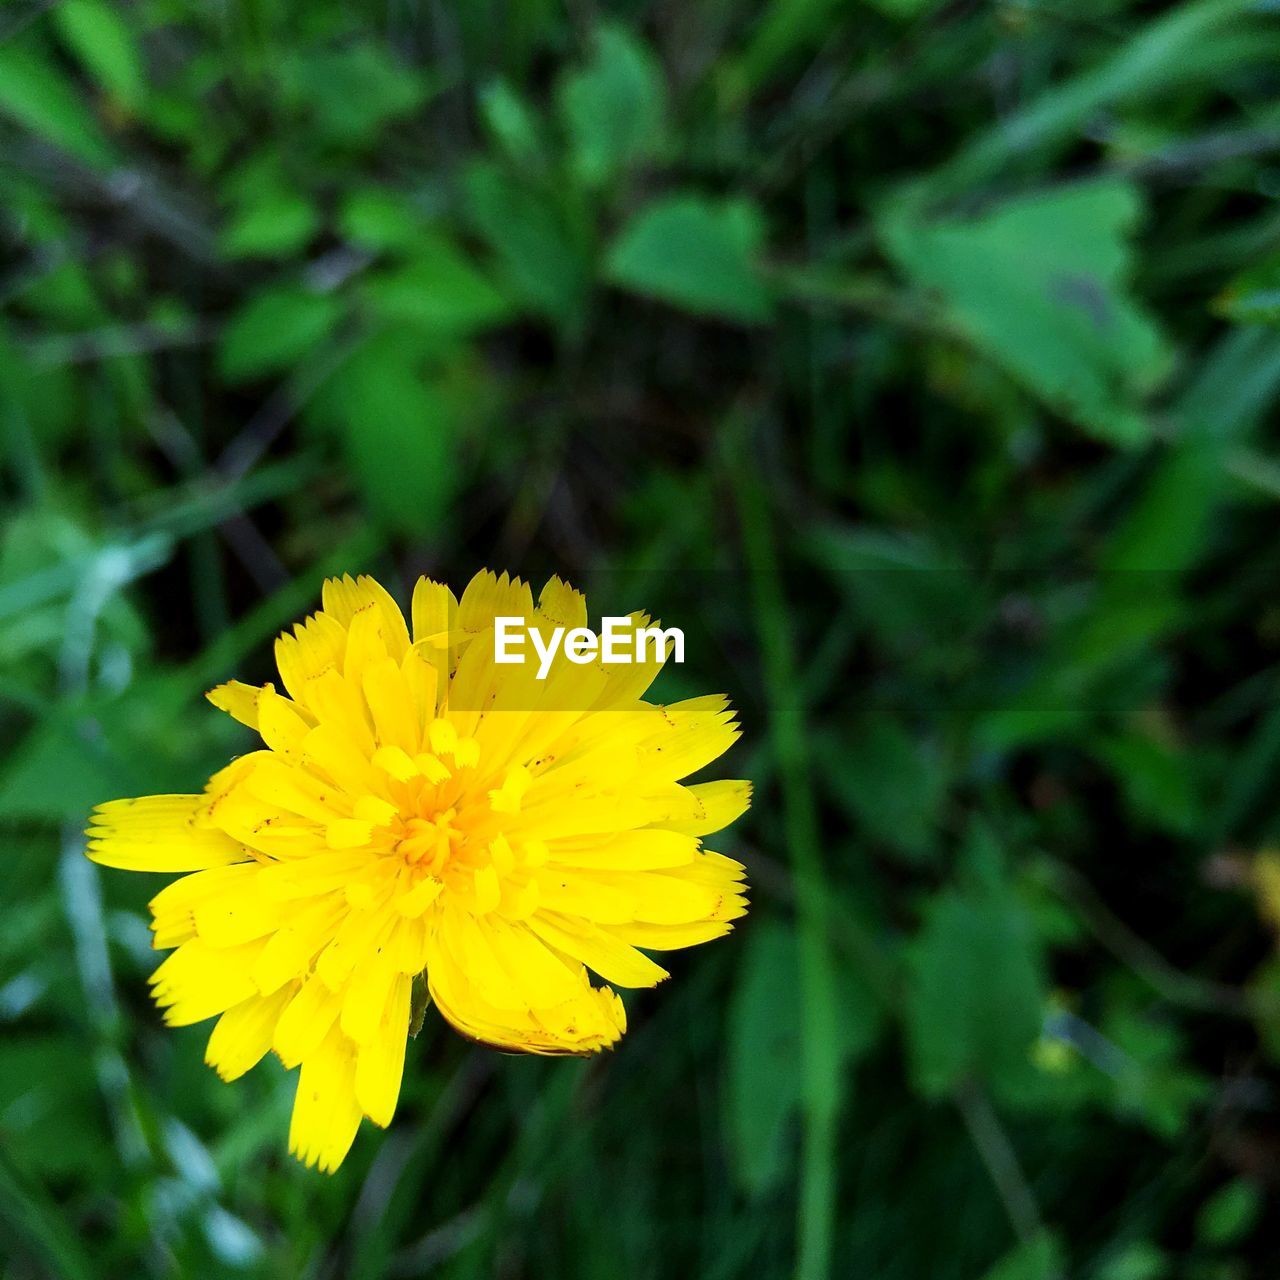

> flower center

[{"left": 394, "top": 809, "right": 461, "bottom": 874}]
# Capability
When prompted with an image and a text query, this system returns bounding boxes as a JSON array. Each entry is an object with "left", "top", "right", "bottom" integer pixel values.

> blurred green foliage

[{"left": 3, "top": 0, "right": 1280, "bottom": 1277}]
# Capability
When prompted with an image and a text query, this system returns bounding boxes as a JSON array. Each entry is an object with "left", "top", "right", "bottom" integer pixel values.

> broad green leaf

[
  {"left": 980, "top": 1234, "right": 1064, "bottom": 1280},
  {"left": 0, "top": 715, "right": 131, "bottom": 821},
  {"left": 606, "top": 194, "right": 771, "bottom": 323},
  {"left": 326, "top": 335, "right": 461, "bottom": 538},
  {"left": 904, "top": 833, "right": 1045, "bottom": 1100},
  {"left": 1103, "top": 442, "right": 1224, "bottom": 574},
  {"left": 0, "top": 509, "right": 143, "bottom": 672},
  {"left": 1091, "top": 733, "right": 1201, "bottom": 836},
  {"left": 819, "top": 716, "right": 948, "bottom": 861},
  {"left": 1104, "top": 1008, "right": 1210, "bottom": 1139},
  {"left": 725, "top": 919, "right": 881, "bottom": 1196},
  {"left": 277, "top": 44, "right": 431, "bottom": 148},
  {"left": 218, "top": 286, "right": 343, "bottom": 383},
  {"left": 479, "top": 79, "right": 546, "bottom": 164},
  {"left": 879, "top": 180, "right": 1171, "bottom": 445},
  {"left": 340, "top": 189, "right": 429, "bottom": 254},
  {"left": 0, "top": 328, "right": 78, "bottom": 448},
  {"left": 361, "top": 234, "right": 512, "bottom": 334},
  {"left": 868, "top": 0, "right": 943, "bottom": 14},
  {"left": 734, "top": 0, "right": 846, "bottom": 90},
  {"left": 53, "top": 0, "right": 145, "bottom": 112},
  {"left": 1195, "top": 1178, "right": 1261, "bottom": 1247},
  {"left": 0, "top": 1036, "right": 113, "bottom": 1181},
  {"left": 557, "top": 25, "right": 665, "bottom": 186},
  {"left": 465, "top": 161, "right": 591, "bottom": 324},
  {"left": 1096, "top": 1242, "right": 1169, "bottom": 1280},
  {"left": 725, "top": 921, "right": 802, "bottom": 1196},
  {"left": 0, "top": 44, "right": 115, "bottom": 167},
  {"left": 219, "top": 191, "right": 319, "bottom": 260}
]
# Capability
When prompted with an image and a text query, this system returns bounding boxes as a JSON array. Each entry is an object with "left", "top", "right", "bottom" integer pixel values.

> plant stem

[{"left": 728, "top": 419, "right": 843, "bottom": 1280}]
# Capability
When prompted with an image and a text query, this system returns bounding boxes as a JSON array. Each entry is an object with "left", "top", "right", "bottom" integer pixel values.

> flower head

[{"left": 88, "top": 571, "right": 749, "bottom": 1171}]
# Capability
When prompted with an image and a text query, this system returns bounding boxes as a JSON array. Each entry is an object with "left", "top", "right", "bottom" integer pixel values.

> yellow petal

[
  {"left": 302, "top": 722, "right": 381, "bottom": 796},
  {"left": 526, "top": 912, "right": 668, "bottom": 988},
  {"left": 252, "top": 895, "right": 346, "bottom": 994},
  {"left": 535, "top": 576, "right": 587, "bottom": 630},
  {"left": 192, "top": 883, "right": 281, "bottom": 947},
  {"left": 355, "top": 973, "right": 411, "bottom": 1126},
  {"left": 410, "top": 578, "right": 459, "bottom": 696},
  {"left": 545, "top": 830, "right": 698, "bottom": 871},
  {"left": 457, "top": 569, "right": 532, "bottom": 637},
  {"left": 606, "top": 919, "right": 735, "bottom": 949},
  {"left": 275, "top": 613, "right": 347, "bottom": 708},
  {"left": 205, "top": 680, "right": 266, "bottom": 729},
  {"left": 257, "top": 686, "right": 313, "bottom": 757},
  {"left": 274, "top": 977, "right": 341, "bottom": 1069},
  {"left": 340, "top": 958, "right": 398, "bottom": 1045},
  {"left": 323, "top": 574, "right": 411, "bottom": 663},
  {"left": 425, "top": 915, "right": 624, "bottom": 1056},
  {"left": 288, "top": 1026, "right": 363, "bottom": 1173},
  {"left": 205, "top": 985, "right": 294, "bottom": 1081},
  {"left": 303, "top": 669, "right": 375, "bottom": 756},
  {"left": 242, "top": 755, "right": 352, "bottom": 825},
  {"left": 649, "top": 780, "right": 752, "bottom": 837},
  {"left": 151, "top": 865, "right": 255, "bottom": 949},
  {"left": 401, "top": 643, "right": 442, "bottom": 731},
  {"left": 87, "top": 795, "right": 250, "bottom": 872},
  {"left": 638, "top": 694, "right": 740, "bottom": 782},
  {"left": 363, "top": 657, "right": 420, "bottom": 754},
  {"left": 473, "top": 864, "right": 502, "bottom": 914},
  {"left": 151, "top": 938, "right": 262, "bottom": 1026}
]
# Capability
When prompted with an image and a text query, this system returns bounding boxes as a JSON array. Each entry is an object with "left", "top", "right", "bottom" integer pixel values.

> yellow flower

[{"left": 87, "top": 571, "right": 750, "bottom": 1172}]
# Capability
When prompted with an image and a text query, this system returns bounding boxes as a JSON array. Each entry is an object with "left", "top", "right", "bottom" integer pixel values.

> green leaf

[
  {"left": 218, "top": 286, "right": 343, "bottom": 383},
  {"left": 1215, "top": 253, "right": 1280, "bottom": 325},
  {"left": 340, "top": 189, "right": 429, "bottom": 254},
  {"left": 801, "top": 522, "right": 978, "bottom": 669},
  {"left": 1096, "top": 1242, "right": 1169, "bottom": 1280},
  {"left": 361, "top": 234, "right": 512, "bottom": 334},
  {"left": 0, "top": 715, "right": 130, "bottom": 822},
  {"left": 1195, "top": 1178, "right": 1261, "bottom": 1247},
  {"left": 734, "top": 0, "right": 847, "bottom": 90},
  {"left": 725, "top": 919, "right": 881, "bottom": 1196},
  {"left": 326, "top": 335, "right": 461, "bottom": 538},
  {"left": 725, "top": 921, "right": 802, "bottom": 1196},
  {"left": 819, "top": 716, "right": 948, "bottom": 861},
  {"left": 557, "top": 25, "right": 665, "bottom": 186},
  {"left": 53, "top": 0, "right": 145, "bottom": 111},
  {"left": 219, "top": 190, "right": 320, "bottom": 260},
  {"left": 478, "top": 79, "right": 546, "bottom": 164},
  {"left": 408, "top": 974, "right": 431, "bottom": 1037},
  {"left": 278, "top": 44, "right": 431, "bottom": 148},
  {"left": 868, "top": 0, "right": 943, "bottom": 14},
  {"left": 465, "top": 161, "right": 591, "bottom": 324},
  {"left": 879, "top": 180, "right": 1171, "bottom": 446},
  {"left": 606, "top": 194, "right": 771, "bottom": 323},
  {"left": 1103, "top": 1008, "right": 1210, "bottom": 1139},
  {"left": 0, "top": 1036, "right": 113, "bottom": 1181},
  {"left": 0, "top": 44, "right": 115, "bottom": 167},
  {"left": 904, "top": 831, "right": 1046, "bottom": 1100},
  {"left": 1091, "top": 732, "right": 1201, "bottom": 836},
  {"left": 980, "top": 1233, "right": 1064, "bottom": 1280}
]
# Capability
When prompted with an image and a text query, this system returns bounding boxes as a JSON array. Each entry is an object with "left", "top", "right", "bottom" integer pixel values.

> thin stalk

[{"left": 728, "top": 422, "right": 843, "bottom": 1280}]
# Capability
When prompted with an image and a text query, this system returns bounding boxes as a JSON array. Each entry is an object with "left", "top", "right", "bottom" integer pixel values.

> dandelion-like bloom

[{"left": 88, "top": 572, "right": 749, "bottom": 1171}]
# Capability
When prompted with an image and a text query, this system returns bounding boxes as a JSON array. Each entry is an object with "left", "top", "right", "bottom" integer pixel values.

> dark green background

[{"left": 3, "top": 0, "right": 1280, "bottom": 1276}]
